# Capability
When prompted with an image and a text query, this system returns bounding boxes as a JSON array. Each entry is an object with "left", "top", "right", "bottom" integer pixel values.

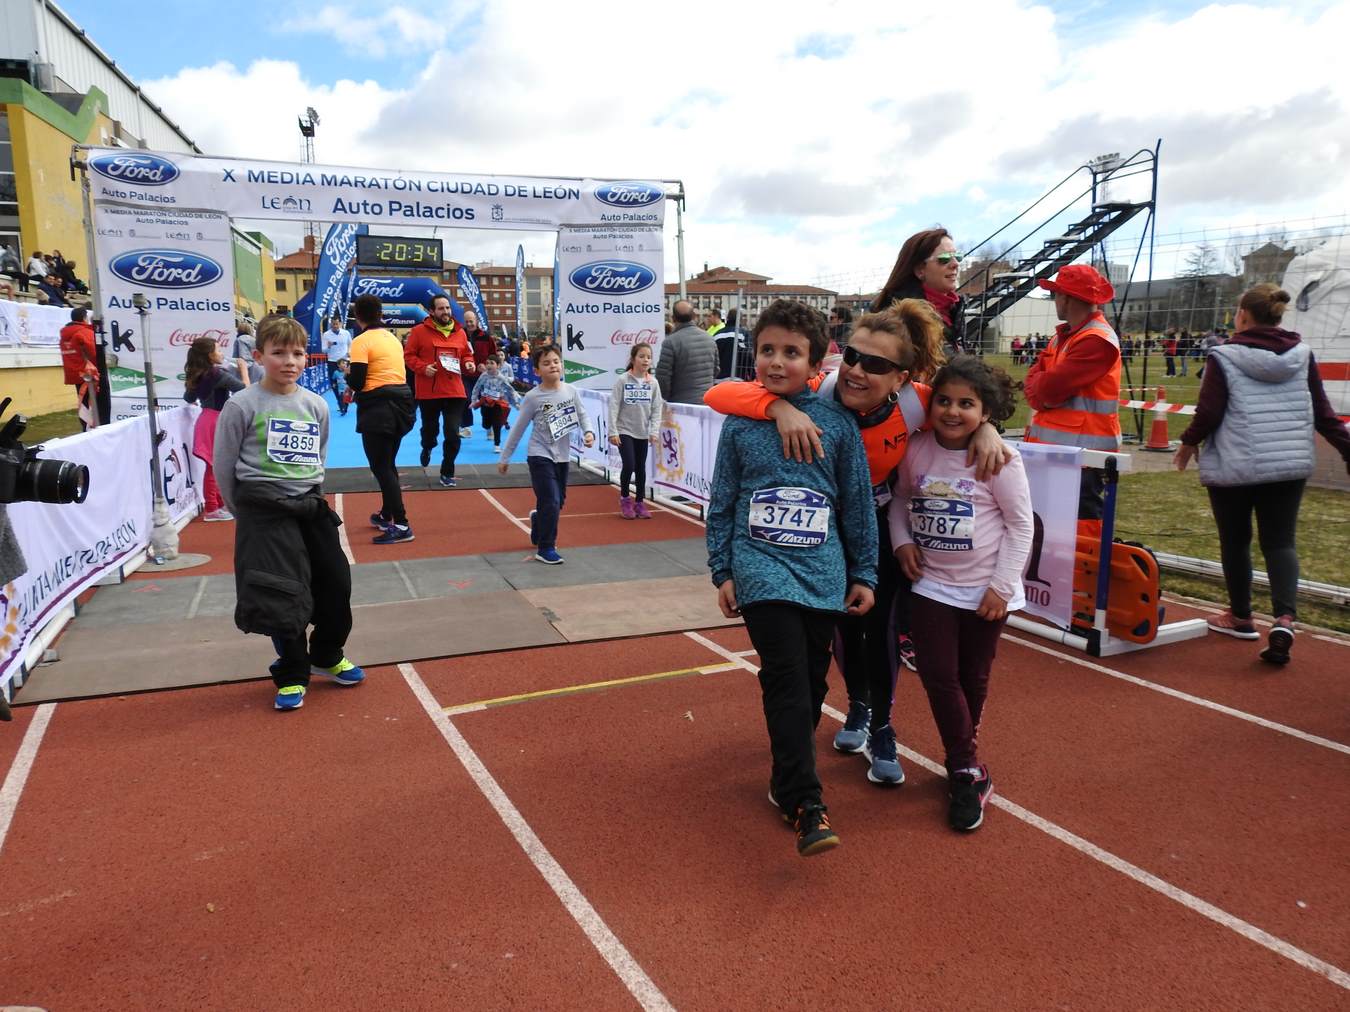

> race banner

[
  {"left": 1016, "top": 441, "right": 1082, "bottom": 627},
  {"left": 0, "top": 299, "right": 66, "bottom": 346},
  {"left": 556, "top": 224, "right": 664, "bottom": 390},
  {"left": 93, "top": 202, "right": 236, "bottom": 417},
  {"left": 1, "top": 406, "right": 203, "bottom": 699},
  {"left": 457, "top": 264, "right": 488, "bottom": 329},
  {"left": 310, "top": 222, "right": 366, "bottom": 345},
  {"left": 653, "top": 399, "right": 722, "bottom": 505},
  {"left": 83, "top": 148, "right": 672, "bottom": 233},
  {"left": 515, "top": 245, "right": 525, "bottom": 336}
]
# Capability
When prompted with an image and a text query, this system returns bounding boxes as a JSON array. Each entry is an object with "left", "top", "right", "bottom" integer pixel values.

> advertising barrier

[
  {"left": 0, "top": 405, "right": 203, "bottom": 700},
  {"left": 0, "top": 299, "right": 68, "bottom": 346}
]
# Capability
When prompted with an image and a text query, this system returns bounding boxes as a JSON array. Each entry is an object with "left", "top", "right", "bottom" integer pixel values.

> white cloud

[
  {"left": 279, "top": 4, "right": 452, "bottom": 58},
  {"left": 138, "top": 0, "right": 1350, "bottom": 286}
]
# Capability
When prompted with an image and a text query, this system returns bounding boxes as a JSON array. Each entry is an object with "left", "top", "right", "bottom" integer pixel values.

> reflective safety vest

[{"left": 1025, "top": 316, "right": 1122, "bottom": 452}]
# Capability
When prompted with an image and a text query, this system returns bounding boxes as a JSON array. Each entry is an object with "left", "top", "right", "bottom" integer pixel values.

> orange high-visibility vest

[{"left": 1025, "top": 315, "right": 1122, "bottom": 451}]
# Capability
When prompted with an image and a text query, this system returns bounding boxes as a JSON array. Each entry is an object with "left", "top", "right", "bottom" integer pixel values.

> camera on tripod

[{"left": 0, "top": 397, "right": 90, "bottom": 505}]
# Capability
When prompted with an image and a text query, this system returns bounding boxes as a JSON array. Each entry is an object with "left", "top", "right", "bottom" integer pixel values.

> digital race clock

[{"left": 356, "top": 235, "right": 444, "bottom": 270}]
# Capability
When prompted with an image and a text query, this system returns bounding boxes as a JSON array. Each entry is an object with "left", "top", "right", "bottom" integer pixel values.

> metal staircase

[{"left": 959, "top": 144, "right": 1160, "bottom": 350}]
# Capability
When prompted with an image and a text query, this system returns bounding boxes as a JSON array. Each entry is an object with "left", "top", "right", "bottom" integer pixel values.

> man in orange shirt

[
  {"left": 59, "top": 307, "right": 99, "bottom": 430},
  {"left": 1023, "top": 264, "right": 1122, "bottom": 526},
  {"left": 403, "top": 295, "right": 476, "bottom": 487}
]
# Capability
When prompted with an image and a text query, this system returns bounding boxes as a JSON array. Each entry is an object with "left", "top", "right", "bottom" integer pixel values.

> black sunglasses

[{"left": 842, "top": 345, "right": 904, "bottom": 374}]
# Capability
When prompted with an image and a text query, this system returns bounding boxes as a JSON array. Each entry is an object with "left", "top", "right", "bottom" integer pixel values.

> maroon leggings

[{"left": 910, "top": 594, "right": 1006, "bottom": 773}]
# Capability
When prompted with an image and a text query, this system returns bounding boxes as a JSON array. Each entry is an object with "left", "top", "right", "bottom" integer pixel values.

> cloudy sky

[{"left": 63, "top": 0, "right": 1350, "bottom": 290}]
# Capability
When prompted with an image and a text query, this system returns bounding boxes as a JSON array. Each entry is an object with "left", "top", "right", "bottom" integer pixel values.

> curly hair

[
  {"left": 931, "top": 354, "right": 1017, "bottom": 424},
  {"left": 752, "top": 299, "right": 830, "bottom": 364},
  {"left": 853, "top": 299, "right": 947, "bottom": 381}
]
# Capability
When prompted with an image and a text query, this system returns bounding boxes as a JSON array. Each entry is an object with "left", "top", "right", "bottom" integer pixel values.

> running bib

[
  {"left": 438, "top": 353, "right": 461, "bottom": 374},
  {"left": 910, "top": 475, "right": 976, "bottom": 552},
  {"left": 545, "top": 401, "right": 579, "bottom": 440},
  {"left": 748, "top": 487, "right": 830, "bottom": 548},
  {"left": 871, "top": 480, "right": 893, "bottom": 509},
  {"left": 623, "top": 381, "right": 652, "bottom": 405},
  {"left": 265, "top": 418, "right": 321, "bottom": 466}
]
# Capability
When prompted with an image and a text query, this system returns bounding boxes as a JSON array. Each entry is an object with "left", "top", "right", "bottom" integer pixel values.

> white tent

[{"left": 1280, "top": 235, "right": 1350, "bottom": 413}]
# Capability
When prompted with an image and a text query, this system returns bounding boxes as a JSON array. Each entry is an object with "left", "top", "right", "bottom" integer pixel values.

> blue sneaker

[
  {"left": 864, "top": 724, "right": 905, "bottom": 785},
  {"left": 370, "top": 511, "right": 391, "bottom": 529},
  {"left": 439, "top": 475, "right": 458, "bottom": 488},
  {"left": 274, "top": 684, "right": 306, "bottom": 711},
  {"left": 373, "top": 523, "right": 414, "bottom": 545},
  {"left": 534, "top": 547, "right": 564, "bottom": 565},
  {"left": 832, "top": 700, "right": 870, "bottom": 754},
  {"left": 529, "top": 509, "right": 538, "bottom": 546},
  {"left": 311, "top": 657, "right": 365, "bottom": 686}
]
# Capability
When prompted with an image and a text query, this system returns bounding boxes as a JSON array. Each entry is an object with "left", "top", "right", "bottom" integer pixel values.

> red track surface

[{"left": 7, "top": 488, "right": 1350, "bottom": 1008}]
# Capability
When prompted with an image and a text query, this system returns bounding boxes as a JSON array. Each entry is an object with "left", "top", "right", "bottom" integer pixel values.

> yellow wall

[
  {"left": 260, "top": 249, "right": 279, "bottom": 316},
  {"left": 1, "top": 363, "right": 72, "bottom": 415}
]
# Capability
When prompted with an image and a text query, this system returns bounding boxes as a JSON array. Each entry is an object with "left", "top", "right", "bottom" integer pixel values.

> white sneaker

[
  {"left": 202, "top": 508, "right": 234, "bottom": 522},
  {"left": 459, "top": 427, "right": 473, "bottom": 438}
]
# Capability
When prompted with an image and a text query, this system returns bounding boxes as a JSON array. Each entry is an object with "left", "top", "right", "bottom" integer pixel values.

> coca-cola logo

[
  {"left": 610, "top": 327, "right": 660, "bottom": 345},
  {"left": 168, "top": 327, "right": 232, "bottom": 347}
]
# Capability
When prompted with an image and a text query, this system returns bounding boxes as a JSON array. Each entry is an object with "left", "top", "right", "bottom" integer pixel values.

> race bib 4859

[
  {"left": 266, "top": 417, "right": 322, "bottom": 466},
  {"left": 748, "top": 486, "right": 830, "bottom": 547}
]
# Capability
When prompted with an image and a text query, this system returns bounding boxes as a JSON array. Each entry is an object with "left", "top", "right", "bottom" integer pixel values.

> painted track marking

[
  {"left": 332, "top": 493, "right": 356, "bottom": 563},
  {"left": 185, "top": 576, "right": 208, "bottom": 620},
  {"left": 0, "top": 704, "right": 56, "bottom": 859},
  {"left": 400, "top": 663, "right": 673, "bottom": 1011},
  {"left": 685, "top": 631, "right": 1350, "bottom": 992},
  {"left": 443, "top": 661, "right": 738, "bottom": 715},
  {"left": 1002, "top": 633, "right": 1350, "bottom": 756},
  {"left": 479, "top": 488, "right": 532, "bottom": 535}
]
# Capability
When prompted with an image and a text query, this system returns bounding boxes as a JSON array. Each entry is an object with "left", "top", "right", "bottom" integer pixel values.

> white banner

[
  {"left": 0, "top": 406, "right": 203, "bottom": 698},
  {"left": 94, "top": 203, "right": 237, "bottom": 408},
  {"left": 0, "top": 299, "right": 68, "bottom": 346},
  {"left": 557, "top": 225, "right": 664, "bottom": 389},
  {"left": 1016, "top": 441, "right": 1082, "bottom": 627},
  {"left": 84, "top": 149, "right": 671, "bottom": 233}
]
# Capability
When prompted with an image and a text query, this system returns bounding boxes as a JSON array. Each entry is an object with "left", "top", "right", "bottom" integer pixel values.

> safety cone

[{"left": 1143, "top": 385, "right": 1171, "bottom": 452}]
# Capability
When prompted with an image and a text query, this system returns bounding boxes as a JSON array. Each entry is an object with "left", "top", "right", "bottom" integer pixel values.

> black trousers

[
  {"left": 461, "top": 374, "right": 477, "bottom": 428},
  {"left": 1207, "top": 479, "right": 1305, "bottom": 620},
  {"left": 419, "top": 397, "right": 465, "bottom": 477},
  {"left": 618, "top": 435, "right": 649, "bottom": 500},
  {"left": 361, "top": 430, "right": 407, "bottom": 524},
  {"left": 269, "top": 517, "right": 353, "bottom": 688},
  {"left": 742, "top": 603, "right": 836, "bottom": 816},
  {"left": 480, "top": 403, "right": 507, "bottom": 445},
  {"left": 835, "top": 535, "right": 910, "bottom": 732}
]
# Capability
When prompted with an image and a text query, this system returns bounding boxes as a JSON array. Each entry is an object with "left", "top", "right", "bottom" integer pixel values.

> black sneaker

[
  {"left": 1259, "top": 616, "right": 1295, "bottom": 665},
  {"left": 767, "top": 781, "right": 792, "bottom": 826},
  {"left": 793, "top": 801, "right": 840, "bottom": 857},
  {"left": 419, "top": 447, "right": 432, "bottom": 468},
  {"left": 949, "top": 766, "right": 993, "bottom": 831}
]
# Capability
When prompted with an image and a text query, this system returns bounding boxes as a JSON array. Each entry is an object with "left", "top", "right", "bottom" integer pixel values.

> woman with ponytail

[
  {"left": 1174, "top": 283, "right": 1350, "bottom": 665},
  {"left": 873, "top": 228, "right": 967, "bottom": 355},
  {"left": 704, "top": 299, "right": 1009, "bottom": 788}
]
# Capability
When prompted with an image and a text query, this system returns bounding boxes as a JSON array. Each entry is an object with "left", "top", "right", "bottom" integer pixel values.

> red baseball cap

[{"left": 1038, "top": 264, "right": 1115, "bottom": 305}]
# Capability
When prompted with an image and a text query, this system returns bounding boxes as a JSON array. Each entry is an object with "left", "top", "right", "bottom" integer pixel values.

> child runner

[
  {"left": 608, "top": 342, "right": 664, "bottom": 519},
  {"left": 704, "top": 301, "right": 1007, "bottom": 786},
  {"left": 470, "top": 354, "right": 521, "bottom": 448},
  {"left": 888, "top": 355, "right": 1033, "bottom": 831},
  {"left": 496, "top": 344, "right": 595, "bottom": 564},
  {"left": 706, "top": 299, "right": 878, "bottom": 857},
  {"left": 214, "top": 315, "right": 364, "bottom": 712},
  {"left": 183, "top": 336, "right": 250, "bottom": 522}
]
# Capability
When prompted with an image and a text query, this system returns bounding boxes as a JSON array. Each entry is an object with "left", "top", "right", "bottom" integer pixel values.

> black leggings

[
  {"left": 619, "top": 435, "right": 649, "bottom": 500},
  {"left": 834, "top": 528, "right": 911, "bottom": 732},
  {"left": 1207, "top": 479, "right": 1305, "bottom": 620},
  {"left": 361, "top": 430, "right": 407, "bottom": 524}
]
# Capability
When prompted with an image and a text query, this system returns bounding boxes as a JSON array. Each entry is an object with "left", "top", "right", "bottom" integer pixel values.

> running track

[{"left": 2, "top": 488, "right": 1348, "bottom": 1009}]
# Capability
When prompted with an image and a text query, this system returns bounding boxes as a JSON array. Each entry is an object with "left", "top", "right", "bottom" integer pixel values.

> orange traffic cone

[{"left": 1143, "top": 385, "right": 1171, "bottom": 452}]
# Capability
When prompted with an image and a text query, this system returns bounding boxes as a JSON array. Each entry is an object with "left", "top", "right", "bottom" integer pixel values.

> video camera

[{"left": 0, "top": 397, "right": 90, "bottom": 505}]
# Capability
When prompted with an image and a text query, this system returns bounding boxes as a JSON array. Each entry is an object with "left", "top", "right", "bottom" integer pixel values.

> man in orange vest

[
  {"left": 58, "top": 307, "right": 99, "bottom": 430},
  {"left": 1023, "top": 264, "right": 1121, "bottom": 527}
]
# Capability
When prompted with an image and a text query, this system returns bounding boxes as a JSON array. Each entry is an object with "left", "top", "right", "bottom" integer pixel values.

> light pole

[{"left": 132, "top": 292, "right": 179, "bottom": 562}]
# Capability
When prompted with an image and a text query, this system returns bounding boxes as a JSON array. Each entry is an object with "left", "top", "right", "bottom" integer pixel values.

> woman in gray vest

[{"left": 1174, "top": 283, "right": 1350, "bottom": 664}]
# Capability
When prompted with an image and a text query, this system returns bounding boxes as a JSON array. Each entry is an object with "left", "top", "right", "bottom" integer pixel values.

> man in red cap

[{"left": 1023, "top": 264, "right": 1121, "bottom": 524}]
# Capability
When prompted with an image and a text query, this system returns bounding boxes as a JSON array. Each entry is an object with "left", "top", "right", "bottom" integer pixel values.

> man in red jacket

[
  {"left": 58, "top": 307, "right": 99, "bottom": 429},
  {"left": 404, "top": 295, "right": 476, "bottom": 487}
]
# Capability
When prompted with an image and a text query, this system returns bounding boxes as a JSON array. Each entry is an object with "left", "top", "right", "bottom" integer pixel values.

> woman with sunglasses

[
  {"left": 704, "top": 301, "right": 1007, "bottom": 787},
  {"left": 873, "top": 228, "right": 967, "bottom": 355}
]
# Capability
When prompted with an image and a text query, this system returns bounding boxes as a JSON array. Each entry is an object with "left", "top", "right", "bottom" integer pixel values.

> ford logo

[
  {"left": 90, "top": 152, "right": 180, "bottom": 186},
  {"left": 594, "top": 181, "right": 663, "bottom": 208},
  {"left": 109, "top": 249, "right": 222, "bottom": 289},
  {"left": 569, "top": 261, "right": 657, "bottom": 295}
]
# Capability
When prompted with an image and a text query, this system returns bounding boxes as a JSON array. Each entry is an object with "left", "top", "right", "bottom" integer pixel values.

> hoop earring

[{"left": 887, "top": 390, "right": 899, "bottom": 404}]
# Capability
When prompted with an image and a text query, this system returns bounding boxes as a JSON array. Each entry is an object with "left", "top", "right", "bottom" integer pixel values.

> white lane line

[
  {"left": 684, "top": 631, "right": 1350, "bottom": 992},
  {"left": 1163, "top": 596, "right": 1349, "bottom": 648},
  {"left": 398, "top": 662, "right": 673, "bottom": 1011},
  {"left": 479, "top": 489, "right": 532, "bottom": 535},
  {"left": 392, "top": 560, "right": 419, "bottom": 600},
  {"left": 185, "top": 576, "right": 208, "bottom": 620},
  {"left": 332, "top": 494, "right": 356, "bottom": 564},
  {"left": 647, "top": 503, "right": 706, "bottom": 528},
  {"left": 1002, "top": 634, "right": 1350, "bottom": 757},
  {"left": 0, "top": 703, "right": 56, "bottom": 859}
]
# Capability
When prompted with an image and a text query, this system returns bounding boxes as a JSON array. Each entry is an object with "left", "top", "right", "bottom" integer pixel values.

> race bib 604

[{"left": 748, "top": 487, "right": 830, "bottom": 548}]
